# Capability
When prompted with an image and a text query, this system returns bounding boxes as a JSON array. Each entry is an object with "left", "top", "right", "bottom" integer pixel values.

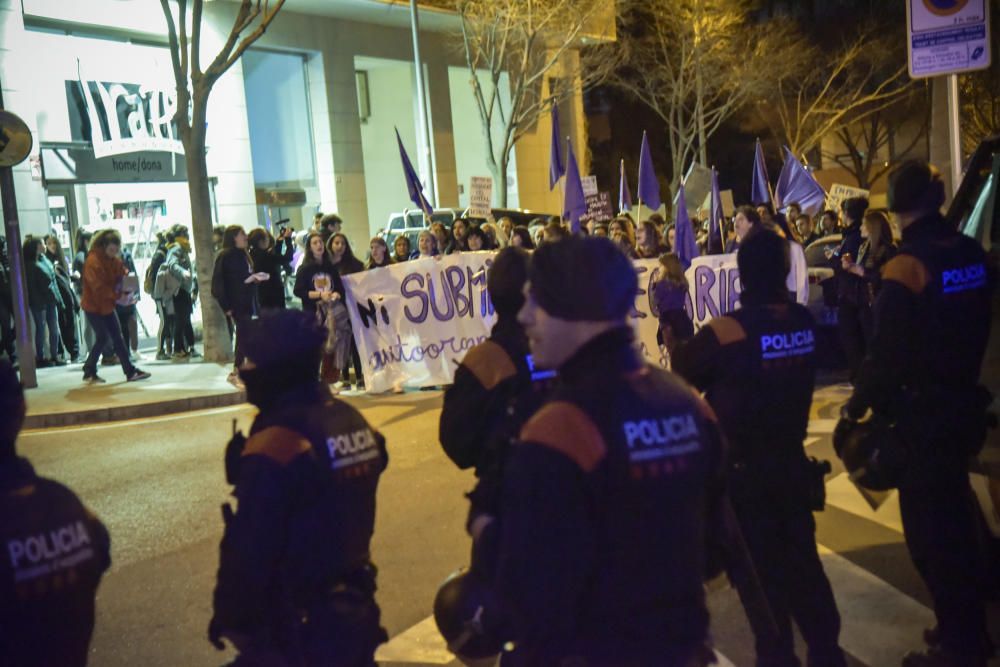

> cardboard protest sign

[{"left": 469, "top": 176, "right": 493, "bottom": 218}]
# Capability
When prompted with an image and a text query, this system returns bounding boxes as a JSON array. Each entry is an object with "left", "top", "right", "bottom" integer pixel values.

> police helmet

[
  {"left": 834, "top": 417, "right": 908, "bottom": 491},
  {"left": 433, "top": 568, "right": 504, "bottom": 665}
]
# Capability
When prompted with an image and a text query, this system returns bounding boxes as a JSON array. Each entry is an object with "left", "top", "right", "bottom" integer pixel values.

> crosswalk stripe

[
  {"left": 375, "top": 614, "right": 740, "bottom": 666},
  {"left": 824, "top": 473, "right": 903, "bottom": 534},
  {"left": 818, "top": 545, "right": 933, "bottom": 666},
  {"left": 376, "top": 615, "right": 454, "bottom": 664},
  {"left": 808, "top": 418, "right": 838, "bottom": 434},
  {"left": 804, "top": 436, "right": 821, "bottom": 448}
]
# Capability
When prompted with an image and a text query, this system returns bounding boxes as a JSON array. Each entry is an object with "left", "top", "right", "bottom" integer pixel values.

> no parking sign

[{"left": 907, "top": 0, "right": 991, "bottom": 77}]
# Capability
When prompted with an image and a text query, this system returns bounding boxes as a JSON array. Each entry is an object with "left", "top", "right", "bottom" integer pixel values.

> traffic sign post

[{"left": 906, "top": 0, "right": 991, "bottom": 196}]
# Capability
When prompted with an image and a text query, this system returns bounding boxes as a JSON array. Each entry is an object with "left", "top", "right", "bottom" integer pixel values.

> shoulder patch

[
  {"left": 243, "top": 426, "right": 312, "bottom": 466},
  {"left": 706, "top": 316, "right": 747, "bottom": 346},
  {"left": 882, "top": 255, "right": 931, "bottom": 294},
  {"left": 461, "top": 340, "right": 517, "bottom": 390},
  {"left": 519, "top": 401, "right": 607, "bottom": 472}
]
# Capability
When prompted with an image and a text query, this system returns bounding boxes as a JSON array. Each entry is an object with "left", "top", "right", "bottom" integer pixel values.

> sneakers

[
  {"left": 155, "top": 351, "right": 171, "bottom": 361},
  {"left": 189, "top": 348, "right": 202, "bottom": 358},
  {"left": 82, "top": 373, "right": 106, "bottom": 384},
  {"left": 50, "top": 358, "right": 67, "bottom": 367},
  {"left": 172, "top": 350, "right": 190, "bottom": 361},
  {"left": 126, "top": 368, "right": 151, "bottom": 382}
]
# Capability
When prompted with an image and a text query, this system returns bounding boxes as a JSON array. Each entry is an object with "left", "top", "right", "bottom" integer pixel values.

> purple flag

[
  {"left": 674, "top": 183, "right": 700, "bottom": 269},
  {"left": 708, "top": 167, "right": 724, "bottom": 253},
  {"left": 395, "top": 128, "right": 433, "bottom": 217},
  {"left": 563, "top": 139, "right": 587, "bottom": 233},
  {"left": 775, "top": 146, "right": 827, "bottom": 215},
  {"left": 751, "top": 138, "right": 774, "bottom": 207},
  {"left": 637, "top": 131, "right": 661, "bottom": 211},
  {"left": 618, "top": 159, "right": 632, "bottom": 213},
  {"left": 549, "top": 105, "right": 565, "bottom": 190}
]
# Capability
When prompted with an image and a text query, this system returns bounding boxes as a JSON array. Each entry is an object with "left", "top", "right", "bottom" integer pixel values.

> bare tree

[
  {"left": 455, "top": 0, "right": 614, "bottom": 207},
  {"left": 158, "top": 0, "right": 285, "bottom": 362},
  {"left": 822, "top": 86, "right": 929, "bottom": 189},
  {"left": 761, "top": 28, "right": 914, "bottom": 160}
]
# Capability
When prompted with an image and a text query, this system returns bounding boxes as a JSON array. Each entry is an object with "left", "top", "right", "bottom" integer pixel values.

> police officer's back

[
  {"left": 0, "top": 360, "right": 111, "bottom": 666},
  {"left": 671, "top": 229, "right": 846, "bottom": 667},
  {"left": 209, "top": 310, "right": 389, "bottom": 666},
  {"left": 840, "top": 161, "right": 995, "bottom": 667},
  {"left": 497, "top": 237, "right": 725, "bottom": 666}
]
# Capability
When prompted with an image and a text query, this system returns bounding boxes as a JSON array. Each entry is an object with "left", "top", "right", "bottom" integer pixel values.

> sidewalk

[{"left": 23, "top": 356, "right": 246, "bottom": 429}]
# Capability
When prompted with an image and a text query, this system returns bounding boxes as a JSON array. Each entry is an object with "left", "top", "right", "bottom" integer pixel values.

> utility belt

[{"left": 729, "top": 453, "right": 831, "bottom": 512}]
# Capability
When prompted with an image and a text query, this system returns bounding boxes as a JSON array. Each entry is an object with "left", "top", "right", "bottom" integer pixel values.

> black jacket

[
  {"left": 0, "top": 457, "right": 111, "bottom": 667},
  {"left": 211, "top": 382, "right": 387, "bottom": 637},
  {"left": 250, "top": 240, "right": 294, "bottom": 311},
  {"left": 497, "top": 328, "right": 725, "bottom": 663},
  {"left": 833, "top": 222, "right": 864, "bottom": 306},
  {"left": 25, "top": 258, "right": 62, "bottom": 309},
  {"left": 439, "top": 318, "right": 551, "bottom": 520},
  {"left": 294, "top": 259, "right": 344, "bottom": 314},
  {"left": 846, "top": 214, "right": 994, "bottom": 458},
  {"left": 211, "top": 248, "right": 257, "bottom": 318}
]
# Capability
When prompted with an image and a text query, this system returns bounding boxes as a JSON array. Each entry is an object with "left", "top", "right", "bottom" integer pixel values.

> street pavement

[{"left": 16, "top": 384, "right": 1000, "bottom": 667}]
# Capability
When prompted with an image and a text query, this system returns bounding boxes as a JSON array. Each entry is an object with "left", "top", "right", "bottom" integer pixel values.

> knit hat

[
  {"left": 488, "top": 247, "right": 529, "bottom": 320},
  {"left": 528, "top": 236, "right": 637, "bottom": 321}
]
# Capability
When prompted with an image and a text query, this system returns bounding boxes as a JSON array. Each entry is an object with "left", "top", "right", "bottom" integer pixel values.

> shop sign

[
  {"left": 41, "top": 145, "right": 187, "bottom": 184},
  {"left": 66, "top": 76, "right": 184, "bottom": 159}
]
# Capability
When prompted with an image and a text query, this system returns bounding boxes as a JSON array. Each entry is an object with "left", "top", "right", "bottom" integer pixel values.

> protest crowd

[{"left": 1, "top": 150, "right": 996, "bottom": 667}]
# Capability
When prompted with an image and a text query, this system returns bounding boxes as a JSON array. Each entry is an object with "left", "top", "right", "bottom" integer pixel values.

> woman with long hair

[
  {"left": 294, "top": 232, "right": 349, "bottom": 386},
  {"left": 366, "top": 237, "right": 393, "bottom": 270},
  {"left": 843, "top": 210, "right": 897, "bottom": 345},
  {"left": 636, "top": 220, "right": 665, "bottom": 259},
  {"left": 508, "top": 225, "right": 535, "bottom": 250},
  {"left": 248, "top": 226, "right": 294, "bottom": 311},
  {"left": 211, "top": 225, "right": 260, "bottom": 385},
  {"left": 23, "top": 236, "right": 64, "bottom": 366},
  {"left": 44, "top": 234, "right": 80, "bottom": 362},
  {"left": 393, "top": 235, "right": 412, "bottom": 263},
  {"left": 81, "top": 229, "right": 150, "bottom": 383},
  {"left": 328, "top": 232, "right": 365, "bottom": 390},
  {"left": 653, "top": 252, "right": 693, "bottom": 346}
]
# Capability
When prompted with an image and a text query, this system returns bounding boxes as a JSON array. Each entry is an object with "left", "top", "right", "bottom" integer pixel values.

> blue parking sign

[{"left": 907, "top": 0, "right": 991, "bottom": 77}]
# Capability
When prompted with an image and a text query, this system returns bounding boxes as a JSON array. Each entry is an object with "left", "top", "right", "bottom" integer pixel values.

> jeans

[
  {"left": 30, "top": 303, "right": 61, "bottom": 361},
  {"left": 83, "top": 311, "right": 135, "bottom": 378}
]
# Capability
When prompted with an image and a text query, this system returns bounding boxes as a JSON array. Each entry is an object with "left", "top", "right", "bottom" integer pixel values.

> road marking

[
  {"left": 817, "top": 545, "right": 932, "bottom": 666},
  {"left": 376, "top": 615, "right": 739, "bottom": 666},
  {"left": 825, "top": 473, "right": 903, "bottom": 534},
  {"left": 21, "top": 404, "right": 252, "bottom": 435},
  {"left": 804, "top": 436, "right": 821, "bottom": 448},
  {"left": 376, "top": 615, "right": 454, "bottom": 664},
  {"left": 808, "top": 419, "right": 838, "bottom": 434}
]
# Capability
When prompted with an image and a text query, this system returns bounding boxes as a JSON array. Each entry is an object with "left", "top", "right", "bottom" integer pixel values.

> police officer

[
  {"left": 670, "top": 229, "right": 846, "bottom": 667},
  {"left": 0, "top": 359, "right": 111, "bottom": 666},
  {"left": 838, "top": 160, "right": 995, "bottom": 667},
  {"left": 497, "top": 236, "right": 725, "bottom": 666},
  {"left": 439, "top": 247, "right": 550, "bottom": 574},
  {"left": 209, "top": 310, "right": 389, "bottom": 666}
]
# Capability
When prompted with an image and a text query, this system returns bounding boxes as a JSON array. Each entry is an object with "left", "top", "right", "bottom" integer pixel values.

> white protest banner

[
  {"left": 343, "top": 251, "right": 743, "bottom": 391},
  {"left": 469, "top": 176, "right": 493, "bottom": 218},
  {"left": 581, "top": 175, "right": 598, "bottom": 197},
  {"left": 342, "top": 253, "right": 496, "bottom": 392},
  {"left": 825, "top": 183, "right": 869, "bottom": 215}
]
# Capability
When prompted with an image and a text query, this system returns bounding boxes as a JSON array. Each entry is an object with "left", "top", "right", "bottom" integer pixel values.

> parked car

[{"left": 380, "top": 208, "right": 461, "bottom": 249}]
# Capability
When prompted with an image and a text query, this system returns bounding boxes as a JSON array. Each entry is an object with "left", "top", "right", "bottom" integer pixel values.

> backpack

[{"left": 145, "top": 250, "right": 166, "bottom": 296}]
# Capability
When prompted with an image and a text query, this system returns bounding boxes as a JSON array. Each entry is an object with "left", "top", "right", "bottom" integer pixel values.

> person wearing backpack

[{"left": 146, "top": 231, "right": 174, "bottom": 360}]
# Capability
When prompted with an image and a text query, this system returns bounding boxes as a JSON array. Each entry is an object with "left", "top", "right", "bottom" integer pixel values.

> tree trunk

[
  {"left": 496, "top": 152, "right": 509, "bottom": 208},
  {"left": 185, "top": 94, "right": 232, "bottom": 364}
]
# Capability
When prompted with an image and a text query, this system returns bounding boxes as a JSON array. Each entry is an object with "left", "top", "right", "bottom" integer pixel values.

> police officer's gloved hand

[
  {"left": 834, "top": 404, "right": 866, "bottom": 458},
  {"left": 224, "top": 430, "right": 247, "bottom": 486}
]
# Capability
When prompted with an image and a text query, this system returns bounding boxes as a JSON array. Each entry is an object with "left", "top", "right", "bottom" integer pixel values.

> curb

[{"left": 24, "top": 390, "right": 248, "bottom": 429}]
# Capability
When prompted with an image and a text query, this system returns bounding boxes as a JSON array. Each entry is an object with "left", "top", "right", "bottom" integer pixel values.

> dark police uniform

[
  {"left": 211, "top": 381, "right": 389, "bottom": 666},
  {"left": 673, "top": 298, "right": 845, "bottom": 667},
  {"left": 844, "top": 212, "right": 994, "bottom": 662},
  {"left": 497, "top": 328, "right": 725, "bottom": 667},
  {"left": 0, "top": 457, "right": 111, "bottom": 667},
  {"left": 439, "top": 319, "right": 551, "bottom": 537}
]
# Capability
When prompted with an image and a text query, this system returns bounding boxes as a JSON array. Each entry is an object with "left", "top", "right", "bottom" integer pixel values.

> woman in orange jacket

[{"left": 80, "top": 230, "right": 150, "bottom": 384}]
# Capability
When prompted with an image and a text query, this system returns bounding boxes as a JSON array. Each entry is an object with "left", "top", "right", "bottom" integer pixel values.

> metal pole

[
  {"left": 946, "top": 73, "right": 963, "bottom": 194},
  {"left": 0, "top": 87, "right": 37, "bottom": 387},
  {"left": 409, "top": 0, "right": 436, "bottom": 208}
]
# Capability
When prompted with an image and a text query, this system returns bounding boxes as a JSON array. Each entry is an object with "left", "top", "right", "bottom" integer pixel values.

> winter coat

[{"left": 81, "top": 250, "right": 126, "bottom": 316}]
